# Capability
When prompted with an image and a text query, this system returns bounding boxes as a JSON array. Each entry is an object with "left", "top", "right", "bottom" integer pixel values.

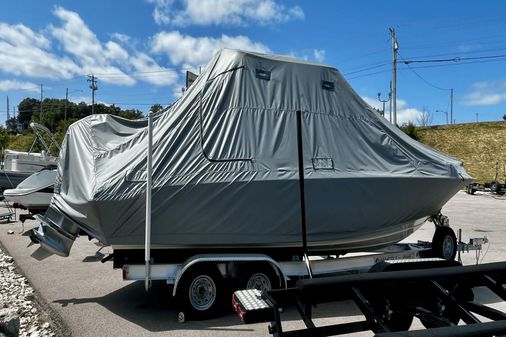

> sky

[{"left": 1, "top": 0, "right": 506, "bottom": 126}]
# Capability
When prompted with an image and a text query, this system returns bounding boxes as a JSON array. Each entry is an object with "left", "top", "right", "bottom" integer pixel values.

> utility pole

[
  {"left": 389, "top": 28, "right": 398, "bottom": 126},
  {"left": 87, "top": 74, "right": 98, "bottom": 115},
  {"left": 389, "top": 81, "right": 392, "bottom": 123},
  {"left": 40, "top": 83, "right": 43, "bottom": 123},
  {"left": 65, "top": 88, "right": 68, "bottom": 123},
  {"left": 6, "top": 96, "right": 9, "bottom": 121},
  {"left": 450, "top": 88, "right": 454, "bottom": 124}
]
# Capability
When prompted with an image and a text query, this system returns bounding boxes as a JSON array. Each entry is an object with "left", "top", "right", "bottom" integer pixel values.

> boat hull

[
  {"left": 3, "top": 169, "right": 56, "bottom": 213},
  {"left": 0, "top": 171, "right": 32, "bottom": 189},
  {"left": 4, "top": 191, "right": 52, "bottom": 213},
  {"left": 34, "top": 174, "right": 465, "bottom": 257}
]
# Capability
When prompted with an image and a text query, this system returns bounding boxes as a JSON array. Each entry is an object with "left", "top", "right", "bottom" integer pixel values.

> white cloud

[
  {"left": 0, "top": 22, "right": 80, "bottom": 79},
  {"left": 0, "top": 80, "right": 40, "bottom": 93},
  {"left": 105, "top": 41, "right": 129, "bottom": 61},
  {"left": 313, "top": 49, "right": 325, "bottom": 63},
  {"left": 111, "top": 32, "right": 132, "bottom": 44},
  {"left": 49, "top": 6, "right": 136, "bottom": 86},
  {"left": 462, "top": 79, "right": 506, "bottom": 106},
  {"left": 130, "top": 53, "right": 178, "bottom": 86},
  {"left": 151, "top": 31, "right": 270, "bottom": 67},
  {"left": 362, "top": 96, "right": 425, "bottom": 125},
  {"left": 147, "top": 0, "right": 304, "bottom": 26}
]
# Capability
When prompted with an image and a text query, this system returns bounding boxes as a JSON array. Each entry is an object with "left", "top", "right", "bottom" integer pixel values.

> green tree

[
  {"left": 150, "top": 104, "right": 163, "bottom": 114},
  {"left": 5, "top": 117, "right": 17, "bottom": 132},
  {"left": 400, "top": 122, "right": 420, "bottom": 141},
  {"left": 17, "top": 98, "right": 39, "bottom": 128}
]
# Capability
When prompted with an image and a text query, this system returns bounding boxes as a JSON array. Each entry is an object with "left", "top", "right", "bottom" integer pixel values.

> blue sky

[{"left": 1, "top": 0, "right": 505, "bottom": 126}]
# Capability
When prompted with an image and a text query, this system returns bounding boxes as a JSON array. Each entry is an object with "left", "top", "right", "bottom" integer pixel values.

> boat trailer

[{"left": 233, "top": 260, "right": 506, "bottom": 337}]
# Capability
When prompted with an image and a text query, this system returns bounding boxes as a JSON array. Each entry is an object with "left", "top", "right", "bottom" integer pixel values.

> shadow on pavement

[{"left": 52, "top": 280, "right": 363, "bottom": 333}]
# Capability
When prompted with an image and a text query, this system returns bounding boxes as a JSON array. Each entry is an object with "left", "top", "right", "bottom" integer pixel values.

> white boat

[
  {"left": 0, "top": 123, "right": 59, "bottom": 189},
  {"left": 4, "top": 169, "right": 56, "bottom": 214}
]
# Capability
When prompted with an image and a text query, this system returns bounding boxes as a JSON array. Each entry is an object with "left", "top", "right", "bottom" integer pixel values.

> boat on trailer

[
  {"left": 0, "top": 123, "right": 59, "bottom": 190},
  {"left": 32, "top": 48, "right": 471, "bottom": 258}
]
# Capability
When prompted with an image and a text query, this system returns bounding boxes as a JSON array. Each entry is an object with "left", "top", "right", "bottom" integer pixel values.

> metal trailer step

[{"left": 232, "top": 289, "right": 275, "bottom": 324}]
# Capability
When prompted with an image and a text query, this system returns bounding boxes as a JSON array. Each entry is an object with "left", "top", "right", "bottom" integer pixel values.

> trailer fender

[{"left": 172, "top": 254, "right": 287, "bottom": 297}]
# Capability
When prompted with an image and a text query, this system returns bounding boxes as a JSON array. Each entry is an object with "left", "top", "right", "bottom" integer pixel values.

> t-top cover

[{"left": 48, "top": 49, "right": 471, "bottom": 250}]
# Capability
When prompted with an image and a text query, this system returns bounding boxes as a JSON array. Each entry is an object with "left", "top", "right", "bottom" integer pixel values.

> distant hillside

[{"left": 417, "top": 122, "right": 506, "bottom": 184}]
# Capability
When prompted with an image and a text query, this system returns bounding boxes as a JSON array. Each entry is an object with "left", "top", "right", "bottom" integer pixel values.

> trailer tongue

[{"left": 232, "top": 260, "right": 506, "bottom": 337}]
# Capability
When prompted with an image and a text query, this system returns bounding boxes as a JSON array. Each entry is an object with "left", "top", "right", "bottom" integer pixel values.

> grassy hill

[{"left": 417, "top": 121, "right": 506, "bottom": 184}]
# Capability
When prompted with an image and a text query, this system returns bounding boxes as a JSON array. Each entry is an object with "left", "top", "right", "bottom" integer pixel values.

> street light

[
  {"left": 435, "top": 110, "right": 449, "bottom": 125},
  {"left": 377, "top": 91, "right": 391, "bottom": 119}
]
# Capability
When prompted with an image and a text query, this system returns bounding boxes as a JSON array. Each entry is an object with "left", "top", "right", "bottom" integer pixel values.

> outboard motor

[{"left": 32, "top": 206, "right": 80, "bottom": 257}]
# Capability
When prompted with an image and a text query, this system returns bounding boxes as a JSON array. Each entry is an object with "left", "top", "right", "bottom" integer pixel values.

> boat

[
  {"left": 0, "top": 123, "right": 59, "bottom": 189},
  {"left": 3, "top": 169, "right": 56, "bottom": 214},
  {"left": 32, "top": 49, "right": 472, "bottom": 257}
]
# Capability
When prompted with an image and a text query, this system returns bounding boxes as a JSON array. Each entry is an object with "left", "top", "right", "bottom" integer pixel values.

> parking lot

[{"left": 0, "top": 190, "right": 505, "bottom": 337}]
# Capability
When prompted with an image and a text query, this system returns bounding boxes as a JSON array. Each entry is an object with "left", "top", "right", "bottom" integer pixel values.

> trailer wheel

[
  {"left": 490, "top": 181, "right": 499, "bottom": 193},
  {"left": 177, "top": 264, "right": 223, "bottom": 320},
  {"left": 240, "top": 264, "right": 280, "bottom": 292},
  {"left": 372, "top": 299, "right": 413, "bottom": 331},
  {"left": 431, "top": 226, "right": 457, "bottom": 261}
]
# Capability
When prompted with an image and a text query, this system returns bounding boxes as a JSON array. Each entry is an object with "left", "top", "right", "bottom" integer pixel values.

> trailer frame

[{"left": 232, "top": 260, "right": 506, "bottom": 337}]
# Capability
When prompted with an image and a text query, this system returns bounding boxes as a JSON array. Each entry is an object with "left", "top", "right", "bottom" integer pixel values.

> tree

[
  {"left": 16, "top": 97, "right": 145, "bottom": 133},
  {"left": 400, "top": 122, "right": 420, "bottom": 141},
  {"left": 503, "top": 114, "right": 506, "bottom": 121},
  {"left": 17, "top": 97, "right": 39, "bottom": 129},
  {"left": 150, "top": 104, "right": 163, "bottom": 114},
  {"left": 5, "top": 117, "right": 17, "bottom": 133},
  {"left": 417, "top": 106, "right": 432, "bottom": 127}
]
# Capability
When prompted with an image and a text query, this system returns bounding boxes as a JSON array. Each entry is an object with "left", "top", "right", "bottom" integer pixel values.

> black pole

[{"left": 296, "top": 110, "right": 308, "bottom": 254}]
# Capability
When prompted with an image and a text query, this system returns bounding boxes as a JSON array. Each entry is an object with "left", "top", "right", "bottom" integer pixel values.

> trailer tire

[
  {"left": 431, "top": 226, "right": 457, "bottom": 261},
  {"left": 372, "top": 299, "right": 413, "bottom": 331},
  {"left": 490, "top": 181, "right": 499, "bottom": 193},
  {"left": 239, "top": 264, "right": 280, "bottom": 292},
  {"left": 176, "top": 264, "right": 223, "bottom": 320}
]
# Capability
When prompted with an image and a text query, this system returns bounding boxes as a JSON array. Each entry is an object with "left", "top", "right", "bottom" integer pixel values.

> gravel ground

[{"left": 0, "top": 243, "right": 60, "bottom": 337}]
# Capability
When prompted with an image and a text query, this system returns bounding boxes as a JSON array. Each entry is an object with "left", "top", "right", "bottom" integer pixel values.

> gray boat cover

[{"left": 49, "top": 49, "right": 471, "bottom": 250}]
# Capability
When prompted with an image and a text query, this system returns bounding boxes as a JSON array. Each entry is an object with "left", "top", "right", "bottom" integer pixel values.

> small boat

[
  {"left": 0, "top": 123, "right": 59, "bottom": 189},
  {"left": 4, "top": 169, "right": 56, "bottom": 214},
  {"left": 33, "top": 49, "right": 471, "bottom": 257}
]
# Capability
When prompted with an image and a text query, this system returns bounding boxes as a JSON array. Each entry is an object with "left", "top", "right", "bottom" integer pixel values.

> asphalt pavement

[{"left": 0, "top": 190, "right": 504, "bottom": 337}]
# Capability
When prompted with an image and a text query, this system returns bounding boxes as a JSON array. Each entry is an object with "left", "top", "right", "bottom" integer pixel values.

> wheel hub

[
  {"left": 189, "top": 275, "right": 216, "bottom": 311},
  {"left": 247, "top": 273, "right": 272, "bottom": 291}
]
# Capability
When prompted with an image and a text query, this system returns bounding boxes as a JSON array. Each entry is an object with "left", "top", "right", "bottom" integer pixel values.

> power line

[
  {"left": 343, "top": 62, "right": 389, "bottom": 76},
  {"left": 403, "top": 53, "right": 506, "bottom": 64},
  {"left": 346, "top": 55, "right": 506, "bottom": 80},
  {"left": 398, "top": 52, "right": 450, "bottom": 91}
]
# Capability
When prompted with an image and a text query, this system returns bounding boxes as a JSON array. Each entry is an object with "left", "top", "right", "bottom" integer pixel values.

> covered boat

[{"left": 33, "top": 49, "right": 471, "bottom": 257}]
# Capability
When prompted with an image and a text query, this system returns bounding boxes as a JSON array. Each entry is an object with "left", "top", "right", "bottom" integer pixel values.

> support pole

[
  {"left": 296, "top": 110, "right": 312, "bottom": 278},
  {"left": 145, "top": 111, "right": 153, "bottom": 292}
]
